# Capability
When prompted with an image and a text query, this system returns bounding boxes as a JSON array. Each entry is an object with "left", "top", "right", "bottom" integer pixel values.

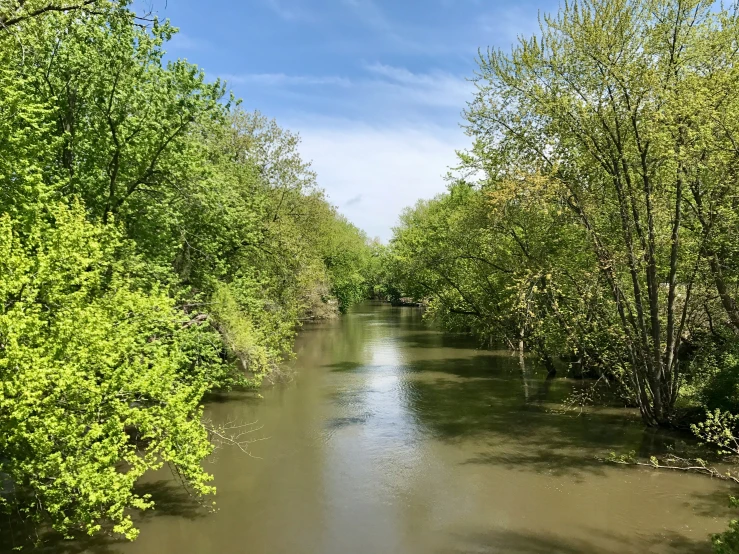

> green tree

[
  {"left": 464, "top": 0, "right": 739, "bottom": 426},
  {"left": 0, "top": 0, "right": 104, "bottom": 30},
  {"left": 0, "top": 202, "right": 221, "bottom": 540}
]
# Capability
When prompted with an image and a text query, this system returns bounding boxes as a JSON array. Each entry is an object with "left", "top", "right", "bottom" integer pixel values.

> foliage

[
  {"left": 687, "top": 335, "right": 739, "bottom": 414},
  {"left": 692, "top": 410, "right": 739, "bottom": 458},
  {"left": 388, "top": 179, "right": 624, "bottom": 379},
  {"left": 320, "top": 214, "right": 374, "bottom": 312},
  {"left": 0, "top": 202, "right": 221, "bottom": 540},
  {"left": 0, "top": 0, "right": 374, "bottom": 542},
  {"left": 0, "top": 0, "right": 105, "bottom": 30},
  {"left": 713, "top": 497, "right": 739, "bottom": 554},
  {"left": 387, "top": 0, "right": 739, "bottom": 427}
]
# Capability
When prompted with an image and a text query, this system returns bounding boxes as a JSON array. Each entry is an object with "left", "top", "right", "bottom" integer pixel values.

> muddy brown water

[{"left": 80, "top": 303, "right": 738, "bottom": 552}]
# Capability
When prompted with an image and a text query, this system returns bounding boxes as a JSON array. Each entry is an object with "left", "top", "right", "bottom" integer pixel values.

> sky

[{"left": 138, "top": 0, "right": 558, "bottom": 241}]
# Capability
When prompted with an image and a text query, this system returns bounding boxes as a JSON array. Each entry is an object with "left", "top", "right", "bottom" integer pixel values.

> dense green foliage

[
  {"left": 0, "top": 202, "right": 220, "bottom": 540},
  {"left": 0, "top": 0, "right": 373, "bottom": 543},
  {"left": 388, "top": 0, "right": 739, "bottom": 426},
  {"left": 714, "top": 497, "right": 739, "bottom": 554}
]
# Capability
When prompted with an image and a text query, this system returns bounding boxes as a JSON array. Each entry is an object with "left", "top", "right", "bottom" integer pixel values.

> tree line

[
  {"left": 378, "top": 0, "right": 739, "bottom": 549},
  {"left": 0, "top": 0, "right": 376, "bottom": 544}
]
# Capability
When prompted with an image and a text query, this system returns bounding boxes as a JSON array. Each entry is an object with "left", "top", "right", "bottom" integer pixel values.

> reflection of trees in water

[
  {"left": 397, "top": 352, "right": 687, "bottom": 476},
  {"left": 519, "top": 349, "right": 530, "bottom": 402},
  {"left": 295, "top": 304, "right": 414, "bottom": 369},
  {"left": 449, "top": 528, "right": 709, "bottom": 554},
  {"left": 304, "top": 305, "right": 709, "bottom": 482}
]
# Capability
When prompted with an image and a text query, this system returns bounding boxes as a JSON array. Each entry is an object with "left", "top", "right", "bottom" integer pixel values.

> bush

[
  {"left": 689, "top": 335, "right": 739, "bottom": 414},
  {"left": 713, "top": 498, "right": 739, "bottom": 554},
  {"left": 0, "top": 203, "right": 222, "bottom": 540}
]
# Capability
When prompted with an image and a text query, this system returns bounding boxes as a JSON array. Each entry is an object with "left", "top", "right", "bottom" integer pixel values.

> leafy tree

[
  {"left": 463, "top": 0, "right": 739, "bottom": 426},
  {"left": 0, "top": 0, "right": 104, "bottom": 30},
  {"left": 0, "top": 202, "right": 221, "bottom": 540},
  {"left": 712, "top": 497, "right": 739, "bottom": 554},
  {"left": 17, "top": 3, "right": 225, "bottom": 265}
]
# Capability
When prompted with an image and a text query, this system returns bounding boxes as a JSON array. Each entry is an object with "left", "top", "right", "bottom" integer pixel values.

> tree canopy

[{"left": 0, "top": 0, "right": 375, "bottom": 542}]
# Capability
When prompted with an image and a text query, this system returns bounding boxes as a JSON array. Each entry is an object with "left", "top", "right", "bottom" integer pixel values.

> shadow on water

[
  {"left": 395, "top": 354, "right": 695, "bottom": 478},
  {"left": 327, "top": 361, "right": 371, "bottom": 373},
  {"left": 449, "top": 529, "right": 711, "bottom": 554},
  {"left": 404, "top": 352, "right": 536, "bottom": 381},
  {"left": 0, "top": 481, "right": 206, "bottom": 554},
  {"left": 134, "top": 480, "right": 210, "bottom": 522},
  {"left": 202, "top": 390, "right": 262, "bottom": 405},
  {"left": 0, "top": 517, "right": 125, "bottom": 554},
  {"left": 687, "top": 488, "right": 737, "bottom": 518},
  {"left": 324, "top": 414, "right": 373, "bottom": 430},
  {"left": 459, "top": 449, "right": 612, "bottom": 477}
]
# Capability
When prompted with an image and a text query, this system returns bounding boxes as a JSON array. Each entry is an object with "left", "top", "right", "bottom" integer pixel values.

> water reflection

[{"left": 10, "top": 302, "right": 732, "bottom": 554}]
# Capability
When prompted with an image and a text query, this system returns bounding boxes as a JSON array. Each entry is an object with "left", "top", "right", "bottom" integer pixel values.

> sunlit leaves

[{"left": 0, "top": 203, "right": 219, "bottom": 539}]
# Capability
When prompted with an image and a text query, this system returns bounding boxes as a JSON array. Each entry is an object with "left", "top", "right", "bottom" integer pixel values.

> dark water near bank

[{"left": 97, "top": 304, "right": 735, "bottom": 552}]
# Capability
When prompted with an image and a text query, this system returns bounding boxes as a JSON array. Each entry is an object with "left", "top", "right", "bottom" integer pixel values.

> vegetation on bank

[
  {"left": 0, "top": 0, "right": 376, "bottom": 544},
  {"left": 375, "top": 0, "right": 739, "bottom": 549}
]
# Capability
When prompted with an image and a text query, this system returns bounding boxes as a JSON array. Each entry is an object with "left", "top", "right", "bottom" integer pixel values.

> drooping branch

[{"left": 604, "top": 453, "right": 739, "bottom": 485}]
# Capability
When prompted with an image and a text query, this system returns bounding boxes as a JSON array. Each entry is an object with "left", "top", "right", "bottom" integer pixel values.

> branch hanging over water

[
  {"left": 204, "top": 419, "right": 270, "bottom": 459},
  {"left": 603, "top": 452, "right": 739, "bottom": 485}
]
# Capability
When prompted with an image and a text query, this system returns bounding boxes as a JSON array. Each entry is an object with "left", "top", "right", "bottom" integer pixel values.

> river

[{"left": 115, "top": 302, "right": 731, "bottom": 554}]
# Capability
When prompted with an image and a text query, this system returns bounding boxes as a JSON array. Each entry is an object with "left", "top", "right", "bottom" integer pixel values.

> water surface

[{"left": 116, "top": 302, "right": 731, "bottom": 553}]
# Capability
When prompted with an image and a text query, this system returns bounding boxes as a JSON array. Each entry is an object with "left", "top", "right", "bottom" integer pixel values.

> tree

[
  {"left": 464, "top": 0, "right": 739, "bottom": 426},
  {"left": 0, "top": 0, "right": 102, "bottom": 30},
  {"left": 0, "top": 202, "right": 221, "bottom": 540}
]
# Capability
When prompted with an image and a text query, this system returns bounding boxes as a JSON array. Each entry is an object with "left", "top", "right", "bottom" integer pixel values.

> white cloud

[
  {"left": 364, "top": 63, "right": 472, "bottom": 109},
  {"left": 293, "top": 121, "right": 468, "bottom": 241}
]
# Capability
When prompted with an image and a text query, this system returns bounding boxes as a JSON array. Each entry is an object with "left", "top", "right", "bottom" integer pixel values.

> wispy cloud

[
  {"left": 166, "top": 32, "right": 212, "bottom": 52},
  {"left": 364, "top": 63, "right": 471, "bottom": 108},
  {"left": 224, "top": 64, "right": 472, "bottom": 115},
  {"left": 222, "top": 73, "right": 351, "bottom": 87},
  {"left": 264, "top": 0, "right": 317, "bottom": 22}
]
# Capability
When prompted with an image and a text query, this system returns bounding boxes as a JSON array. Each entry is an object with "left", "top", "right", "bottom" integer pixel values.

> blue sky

[{"left": 141, "top": 0, "right": 558, "bottom": 240}]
